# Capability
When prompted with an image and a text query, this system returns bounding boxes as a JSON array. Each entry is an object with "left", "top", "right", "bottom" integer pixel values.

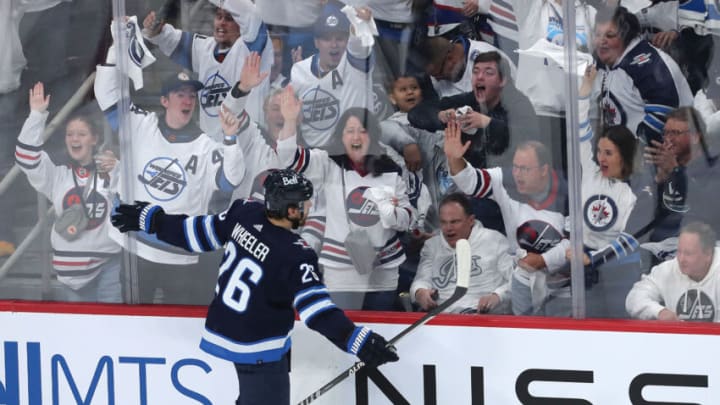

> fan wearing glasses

[
  {"left": 445, "top": 120, "right": 572, "bottom": 317},
  {"left": 644, "top": 106, "right": 720, "bottom": 243}
]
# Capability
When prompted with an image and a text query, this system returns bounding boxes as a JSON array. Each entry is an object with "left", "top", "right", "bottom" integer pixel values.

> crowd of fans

[{"left": 2, "top": 0, "right": 720, "bottom": 322}]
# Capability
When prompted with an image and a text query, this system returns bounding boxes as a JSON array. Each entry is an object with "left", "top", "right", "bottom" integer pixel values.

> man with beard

[
  {"left": 109, "top": 169, "right": 399, "bottom": 404},
  {"left": 644, "top": 106, "right": 720, "bottom": 246}
]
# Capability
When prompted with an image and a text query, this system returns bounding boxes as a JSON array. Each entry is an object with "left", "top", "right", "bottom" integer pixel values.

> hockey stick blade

[{"left": 296, "top": 239, "right": 471, "bottom": 405}]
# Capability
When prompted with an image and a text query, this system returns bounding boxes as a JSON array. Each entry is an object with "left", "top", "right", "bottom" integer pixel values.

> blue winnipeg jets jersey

[{"left": 152, "top": 200, "right": 359, "bottom": 364}]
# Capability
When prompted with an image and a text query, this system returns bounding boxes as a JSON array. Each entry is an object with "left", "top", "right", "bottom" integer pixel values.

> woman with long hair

[
  {"left": 15, "top": 82, "right": 122, "bottom": 302},
  {"left": 276, "top": 89, "right": 415, "bottom": 311}
]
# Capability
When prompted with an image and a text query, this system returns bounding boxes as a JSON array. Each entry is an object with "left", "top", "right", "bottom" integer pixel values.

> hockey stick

[{"left": 297, "top": 239, "right": 472, "bottom": 405}]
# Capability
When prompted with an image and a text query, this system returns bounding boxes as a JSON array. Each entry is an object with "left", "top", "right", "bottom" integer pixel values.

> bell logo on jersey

[
  {"left": 346, "top": 186, "right": 380, "bottom": 227},
  {"left": 201, "top": 72, "right": 231, "bottom": 117},
  {"left": 61, "top": 188, "right": 108, "bottom": 230},
  {"left": 676, "top": 289, "right": 715, "bottom": 321},
  {"left": 138, "top": 157, "right": 188, "bottom": 201},
  {"left": 302, "top": 86, "right": 340, "bottom": 131},
  {"left": 516, "top": 220, "right": 563, "bottom": 254},
  {"left": 583, "top": 194, "right": 618, "bottom": 232}
]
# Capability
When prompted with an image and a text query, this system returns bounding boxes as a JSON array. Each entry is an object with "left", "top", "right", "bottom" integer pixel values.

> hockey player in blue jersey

[{"left": 110, "top": 169, "right": 398, "bottom": 405}]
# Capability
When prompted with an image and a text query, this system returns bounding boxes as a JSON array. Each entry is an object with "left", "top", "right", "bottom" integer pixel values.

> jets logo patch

[
  {"left": 346, "top": 186, "right": 379, "bottom": 227},
  {"left": 201, "top": 72, "right": 231, "bottom": 117},
  {"left": 676, "top": 289, "right": 715, "bottom": 322},
  {"left": 62, "top": 188, "right": 108, "bottom": 230},
  {"left": 583, "top": 194, "right": 618, "bottom": 232},
  {"left": 600, "top": 92, "right": 627, "bottom": 127},
  {"left": 433, "top": 254, "right": 483, "bottom": 288},
  {"left": 138, "top": 157, "right": 187, "bottom": 201},
  {"left": 515, "top": 220, "right": 563, "bottom": 254},
  {"left": 302, "top": 86, "right": 340, "bottom": 131}
]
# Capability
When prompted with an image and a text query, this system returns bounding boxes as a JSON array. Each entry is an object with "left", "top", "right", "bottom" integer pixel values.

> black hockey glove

[
  {"left": 111, "top": 201, "right": 165, "bottom": 234},
  {"left": 349, "top": 327, "right": 399, "bottom": 368}
]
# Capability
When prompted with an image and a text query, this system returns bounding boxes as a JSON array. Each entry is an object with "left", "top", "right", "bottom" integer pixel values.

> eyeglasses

[
  {"left": 663, "top": 129, "right": 691, "bottom": 138},
  {"left": 512, "top": 164, "right": 540, "bottom": 174}
]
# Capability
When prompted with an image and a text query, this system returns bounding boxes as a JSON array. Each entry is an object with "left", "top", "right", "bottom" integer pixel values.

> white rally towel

[
  {"left": 619, "top": 0, "right": 653, "bottom": 14},
  {"left": 341, "top": 5, "right": 379, "bottom": 48},
  {"left": 107, "top": 16, "right": 156, "bottom": 90},
  {"left": 516, "top": 38, "right": 594, "bottom": 76}
]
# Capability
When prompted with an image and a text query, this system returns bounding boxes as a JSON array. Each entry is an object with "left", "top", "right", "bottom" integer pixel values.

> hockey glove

[
  {"left": 347, "top": 327, "right": 399, "bottom": 368},
  {"left": 111, "top": 201, "right": 164, "bottom": 234}
]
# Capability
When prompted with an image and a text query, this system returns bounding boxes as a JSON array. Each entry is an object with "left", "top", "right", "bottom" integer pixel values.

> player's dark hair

[
  {"left": 439, "top": 193, "right": 473, "bottom": 217},
  {"left": 473, "top": 51, "right": 510, "bottom": 81},
  {"left": 666, "top": 106, "right": 712, "bottom": 162},
  {"left": 595, "top": 6, "right": 640, "bottom": 48},
  {"left": 592, "top": 125, "right": 637, "bottom": 179},
  {"left": 681, "top": 222, "right": 717, "bottom": 253}
]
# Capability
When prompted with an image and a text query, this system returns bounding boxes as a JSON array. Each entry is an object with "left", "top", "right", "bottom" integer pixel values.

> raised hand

[
  {"left": 29, "top": 82, "right": 50, "bottom": 113},
  {"left": 219, "top": 106, "right": 241, "bottom": 136},
  {"left": 280, "top": 85, "right": 302, "bottom": 123},
  {"left": 238, "top": 52, "right": 270, "bottom": 92},
  {"left": 354, "top": 6, "right": 373, "bottom": 21},
  {"left": 644, "top": 139, "right": 678, "bottom": 183},
  {"left": 444, "top": 120, "right": 471, "bottom": 161},
  {"left": 142, "top": 11, "right": 163, "bottom": 37},
  {"left": 579, "top": 64, "right": 597, "bottom": 98}
]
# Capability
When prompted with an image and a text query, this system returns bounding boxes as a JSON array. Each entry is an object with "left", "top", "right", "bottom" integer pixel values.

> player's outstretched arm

[{"left": 111, "top": 201, "right": 229, "bottom": 252}]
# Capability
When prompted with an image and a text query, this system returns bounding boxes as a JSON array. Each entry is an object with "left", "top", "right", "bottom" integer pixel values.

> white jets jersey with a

[
  {"left": 290, "top": 36, "right": 373, "bottom": 148},
  {"left": 94, "top": 65, "right": 245, "bottom": 265},
  {"left": 146, "top": 0, "right": 272, "bottom": 141},
  {"left": 15, "top": 110, "right": 120, "bottom": 289}
]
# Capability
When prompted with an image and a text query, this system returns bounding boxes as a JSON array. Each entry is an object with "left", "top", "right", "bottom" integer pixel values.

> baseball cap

[
  {"left": 160, "top": 72, "right": 203, "bottom": 96},
  {"left": 313, "top": 2, "right": 350, "bottom": 37}
]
